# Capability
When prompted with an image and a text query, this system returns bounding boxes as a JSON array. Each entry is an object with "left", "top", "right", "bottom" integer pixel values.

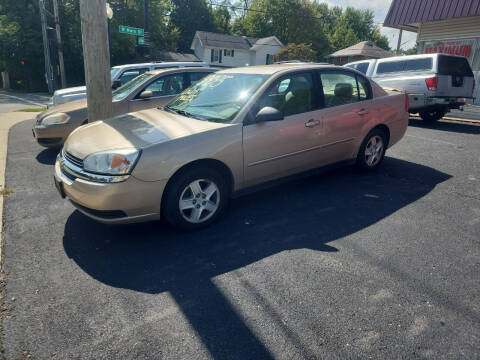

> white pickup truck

[{"left": 345, "top": 54, "right": 475, "bottom": 122}]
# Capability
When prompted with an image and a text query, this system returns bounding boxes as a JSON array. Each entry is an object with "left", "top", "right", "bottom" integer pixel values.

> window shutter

[
  {"left": 211, "top": 49, "right": 214, "bottom": 62},
  {"left": 231, "top": 49, "right": 234, "bottom": 57},
  {"left": 219, "top": 50, "right": 222, "bottom": 63}
]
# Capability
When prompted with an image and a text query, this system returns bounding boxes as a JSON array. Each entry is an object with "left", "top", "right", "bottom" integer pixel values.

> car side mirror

[
  {"left": 139, "top": 90, "right": 153, "bottom": 100},
  {"left": 112, "top": 80, "right": 122, "bottom": 90},
  {"left": 255, "top": 106, "right": 284, "bottom": 123}
]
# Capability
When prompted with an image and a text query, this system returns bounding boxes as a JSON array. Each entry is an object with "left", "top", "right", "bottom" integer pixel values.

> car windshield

[
  {"left": 110, "top": 68, "right": 121, "bottom": 80},
  {"left": 165, "top": 73, "right": 269, "bottom": 123},
  {"left": 112, "top": 73, "right": 153, "bottom": 101}
]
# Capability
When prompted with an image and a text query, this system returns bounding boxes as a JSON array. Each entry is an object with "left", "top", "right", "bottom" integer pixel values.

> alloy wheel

[
  {"left": 364, "top": 135, "right": 384, "bottom": 167},
  {"left": 179, "top": 179, "right": 220, "bottom": 223}
]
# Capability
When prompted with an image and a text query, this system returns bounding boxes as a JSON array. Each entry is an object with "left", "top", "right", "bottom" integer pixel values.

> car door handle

[
  {"left": 305, "top": 119, "right": 320, "bottom": 128},
  {"left": 357, "top": 109, "right": 369, "bottom": 115}
]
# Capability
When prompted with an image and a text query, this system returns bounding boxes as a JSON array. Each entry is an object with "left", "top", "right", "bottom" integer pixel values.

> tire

[
  {"left": 162, "top": 167, "right": 229, "bottom": 230},
  {"left": 356, "top": 128, "right": 387, "bottom": 171},
  {"left": 419, "top": 108, "right": 447, "bottom": 122}
]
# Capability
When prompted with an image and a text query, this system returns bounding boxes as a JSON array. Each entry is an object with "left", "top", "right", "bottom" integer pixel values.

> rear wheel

[
  {"left": 162, "top": 167, "right": 228, "bottom": 230},
  {"left": 419, "top": 107, "right": 447, "bottom": 122},
  {"left": 356, "top": 129, "right": 387, "bottom": 171}
]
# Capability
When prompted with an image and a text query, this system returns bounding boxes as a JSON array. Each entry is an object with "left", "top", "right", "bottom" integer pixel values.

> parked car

[
  {"left": 54, "top": 64, "right": 408, "bottom": 230},
  {"left": 345, "top": 54, "right": 475, "bottom": 121},
  {"left": 34, "top": 67, "right": 216, "bottom": 147},
  {"left": 48, "top": 61, "right": 209, "bottom": 107}
]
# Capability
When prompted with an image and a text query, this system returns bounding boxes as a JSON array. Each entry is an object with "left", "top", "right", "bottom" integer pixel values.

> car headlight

[
  {"left": 83, "top": 148, "right": 141, "bottom": 175},
  {"left": 41, "top": 112, "right": 70, "bottom": 125}
]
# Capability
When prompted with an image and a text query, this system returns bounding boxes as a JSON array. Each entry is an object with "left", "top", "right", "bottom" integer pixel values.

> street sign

[
  {"left": 119, "top": 25, "right": 144, "bottom": 36},
  {"left": 138, "top": 37, "right": 145, "bottom": 45}
]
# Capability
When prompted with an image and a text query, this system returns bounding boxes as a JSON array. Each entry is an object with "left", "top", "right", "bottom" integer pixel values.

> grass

[
  {"left": 16, "top": 107, "right": 46, "bottom": 112},
  {"left": 0, "top": 188, "right": 14, "bottom": 196}
]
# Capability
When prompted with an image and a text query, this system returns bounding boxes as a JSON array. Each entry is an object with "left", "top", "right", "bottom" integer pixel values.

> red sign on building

[{"left": 424, "top": 40, "right": 475, "bottom": 60}]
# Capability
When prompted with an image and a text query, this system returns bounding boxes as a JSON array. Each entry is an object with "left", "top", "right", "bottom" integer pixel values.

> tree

[
  {"left": 273, "top": 43, "right": 317, "bottom": 62},
  {"left": 169, "top": 0, "right": 216, "bottom": 51},
  {"left": 240, "top": 0, "right": 330, "bottom": 60},
  {"left": 212, "top": 6, "right": 232, "bottom": 34}
]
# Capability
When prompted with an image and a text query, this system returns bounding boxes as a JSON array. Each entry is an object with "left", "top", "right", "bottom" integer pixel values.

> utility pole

[
  {"left": 143, "top": 0, "right": 150, "bottom": 58},
  {"left": 396, "top": 29, "right": 403, "bottom": 54},
  {"left": 52, "top": 0, "right": 67, "bottom": 88},
  {"left": 79, "top": 0, "right": 113, "bottom": 122},
  {"left": 39, "top": 0, "right": 54, "bottom": 94}
]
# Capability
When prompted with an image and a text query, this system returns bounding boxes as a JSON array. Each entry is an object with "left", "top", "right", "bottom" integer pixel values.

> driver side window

[
  {"left": 257, "top": 73, "right": 314, "bottom": 117},
  {"left": 140, "top": 74, "right": 184, "bottom": 98}
]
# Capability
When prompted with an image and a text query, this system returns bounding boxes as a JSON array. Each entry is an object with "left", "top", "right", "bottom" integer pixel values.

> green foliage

[
  {"left": 0, "top": 0, "right": 392, "bottom": 92},
  {"left": 273, "top": 43, "right": 317, "bottom": 62}
]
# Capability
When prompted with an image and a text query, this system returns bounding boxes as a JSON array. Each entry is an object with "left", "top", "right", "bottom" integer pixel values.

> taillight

[
  {"left": 405, "top": 93, "right": 409, "bottom": 112},
  {"left": 425, "top": 76, "right": 438, "bottom": 91}
]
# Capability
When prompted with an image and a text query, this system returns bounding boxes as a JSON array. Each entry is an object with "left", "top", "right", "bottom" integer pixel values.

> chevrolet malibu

[
  {"left": 33, "top": 67, "right": 216, "bottom": 147},
  {"left": 54, "top": 64, "right": 409, "bottom": 230}
]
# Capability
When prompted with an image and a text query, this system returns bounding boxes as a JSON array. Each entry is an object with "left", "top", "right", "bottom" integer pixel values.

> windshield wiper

[{"left": 164, "top": 107, "right": 204, "bottom": 120}]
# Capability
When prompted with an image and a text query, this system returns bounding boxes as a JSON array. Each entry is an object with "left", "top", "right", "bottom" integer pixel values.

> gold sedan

[
  {"left": 54, "top": 64, "right": 409, "bottom": 230},
  {"left": 33, "top": 67, "right": 216, "bottom": 147}
]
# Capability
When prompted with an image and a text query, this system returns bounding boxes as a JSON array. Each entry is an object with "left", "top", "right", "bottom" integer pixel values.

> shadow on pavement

[
  {"left": 35, "top": 147, "right": 59, "bottom": 165},
  {"left": 409, "top": 117, "right": 480, "bottom": 135},
  {"left": 62, "top": 157, "right": 451, "bottom": 359}
]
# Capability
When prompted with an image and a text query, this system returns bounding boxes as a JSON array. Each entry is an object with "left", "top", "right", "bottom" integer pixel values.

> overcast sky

[{"left": 321, "top": 0, "right": 418, "bottom": 50}]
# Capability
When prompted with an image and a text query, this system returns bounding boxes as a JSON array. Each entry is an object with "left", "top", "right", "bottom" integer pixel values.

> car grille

[{"left": 63, "top": 150, "right": 84, "bottom": 169}]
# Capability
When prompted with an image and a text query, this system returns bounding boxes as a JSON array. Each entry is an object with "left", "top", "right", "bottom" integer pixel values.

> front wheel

[
  {"left": 162, "top": 167, "right": 229, "bottom": 230},
  {"left": 419, "top": 108, "right": 447, "bottom": 122},
  {"left": 356, "top": 129, "right": 387, "bottom": 171}
]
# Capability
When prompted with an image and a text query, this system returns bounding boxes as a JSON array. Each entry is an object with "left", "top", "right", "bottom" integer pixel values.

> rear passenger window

[
  {"left": 376, "top": 61, "right": 403, "bottom": 74},
  {"left": 404, "top": 58, "right": 432, "bottom": 71},
  {"left": 320, "top": 72, "right": 359, "bottom": 107},
  {"left": 355, "top": 62, "right": 369, "bottom": 74},
  {"left": 257, "top": 73, "right": 314, "bottom": 116},
  {"left": 377, "top": 58, "right": 433, "bottom": 74},
  {"left": 357, "top": 75, "right": 372, "bottom": 100}
]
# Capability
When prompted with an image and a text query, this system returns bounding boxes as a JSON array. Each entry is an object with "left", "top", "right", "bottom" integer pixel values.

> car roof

[
  {"left": 217, "top": 63, "right": 349, "bottom": 75},
  {"left": 112, "top": 62, "right": 206, "bottom": 70},
  {"left": 147, "top": 67, "right": 218, "bottom": 76}
]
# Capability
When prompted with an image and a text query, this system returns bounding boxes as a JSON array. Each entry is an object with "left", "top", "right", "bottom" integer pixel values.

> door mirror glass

[
  {"left": 112, "top": 80, "right": 122, "bottom": 90},
  {"left": 139, "top": 90, "right": 153, "bottom": 100},
  {"left": 255, "top": 106, "right": 284, "bottom": 123}
]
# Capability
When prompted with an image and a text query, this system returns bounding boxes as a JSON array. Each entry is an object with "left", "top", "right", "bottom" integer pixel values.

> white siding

[
  {"left": 202, "top": 47, "right": 251, "bottom": 67},
  {"left": 418, "top": 16, "right": 480, "bottom": 41},
  {"left": 252, "top": 38, "right": 283, "bottom": 65}
]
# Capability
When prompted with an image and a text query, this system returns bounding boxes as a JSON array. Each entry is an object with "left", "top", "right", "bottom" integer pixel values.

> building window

[
  {"left": 210, "top": 49, "right": 222, "bottom": 63},
  {"left": 223, "top": 49, "right": 234, "bottom": 57}
]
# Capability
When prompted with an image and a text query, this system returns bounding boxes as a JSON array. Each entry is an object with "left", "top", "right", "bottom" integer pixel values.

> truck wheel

[
  {"left": 162, "top": 167, "right": 229, "bottom": 230},
  {"left": 356, "top": 129, "right": 387, "bottom": 171},
  {"left": 419, "top": 108, "right": 447, "bottom": 122}
]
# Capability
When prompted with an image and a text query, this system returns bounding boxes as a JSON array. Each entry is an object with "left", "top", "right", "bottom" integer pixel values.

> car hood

[
  {"left": 36, "top": 99, "right": 88, "bottom": 121},
  {"left": 64, "top": 108, "right": 232, "bottom": 159}
]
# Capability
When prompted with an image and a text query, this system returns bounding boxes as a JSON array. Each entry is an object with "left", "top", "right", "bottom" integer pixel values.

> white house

[{"left": 190, "top": 31, "right": 284, "bottom": 67}]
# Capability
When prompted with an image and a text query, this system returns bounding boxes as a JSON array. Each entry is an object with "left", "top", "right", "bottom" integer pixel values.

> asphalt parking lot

[{"left": 2, "top": 119, "right": 479, "bottom": 359}]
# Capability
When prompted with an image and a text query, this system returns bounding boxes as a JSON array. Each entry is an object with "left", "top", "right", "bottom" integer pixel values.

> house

[
  {"left": 190, "top": 31, "right": 284, "bottom": 67},
  {"left": 326, "top": 41, "right": 392, "bottom": 65},
  {"left": 383, "top": 0, "right": 480, "bottom": 104}
]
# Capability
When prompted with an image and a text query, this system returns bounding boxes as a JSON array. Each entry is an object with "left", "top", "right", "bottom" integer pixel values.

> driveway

[{"left": 2, "top": 119, "right": 479, "bottom": 359}]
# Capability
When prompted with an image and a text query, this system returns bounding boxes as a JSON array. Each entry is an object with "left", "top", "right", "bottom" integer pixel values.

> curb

[{"left": 0, "top": 113, "right": 36, "bottom": 261}]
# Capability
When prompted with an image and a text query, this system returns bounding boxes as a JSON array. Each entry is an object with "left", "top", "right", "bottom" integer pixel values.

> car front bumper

[
  {"left": 54, "top": 157, "right": 166, "bottom": 224},
  {"left": 33, "top": 123, "right": 77, "bottom": 148}
]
